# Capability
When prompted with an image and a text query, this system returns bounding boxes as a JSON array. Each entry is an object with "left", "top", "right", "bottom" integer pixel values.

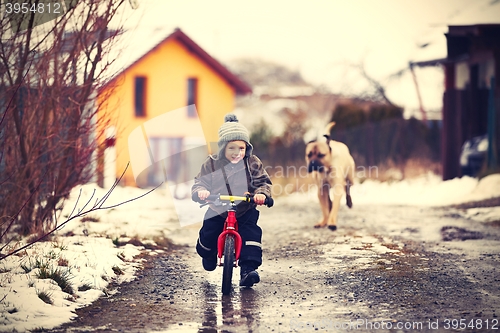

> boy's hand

[
  {"left": 254, "top": 193, "right": 266, "bottom": 205},
  {"left": 198, "top": 190, "right": 210, "bottom": 201}
]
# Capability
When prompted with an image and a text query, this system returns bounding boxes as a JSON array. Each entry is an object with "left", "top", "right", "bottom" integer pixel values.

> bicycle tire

[{"left": 221, "top": 234, "right": 235, "bottom": 295}]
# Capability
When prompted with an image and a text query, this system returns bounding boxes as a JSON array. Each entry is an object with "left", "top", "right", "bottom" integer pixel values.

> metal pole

[
  {"left": 487, "top": 77, "right": 497, "bottom": 169},
  {"left": 409, "top": 63, "right": 427, "bottom": 122}
]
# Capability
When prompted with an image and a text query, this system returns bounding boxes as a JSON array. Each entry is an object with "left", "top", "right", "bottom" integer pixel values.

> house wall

[
  {"left": 455, "top": 62, "right": 469, "bottom": 89},
  {"left": 98, "top": 37, "right": 236, "bottom": 186}
]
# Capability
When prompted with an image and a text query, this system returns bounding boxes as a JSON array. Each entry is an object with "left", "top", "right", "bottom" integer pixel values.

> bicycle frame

[
  {"left": 215, "top": 195, "right": 247, "bottom": 267},
  {"left": 217, "top": 207, "right": 242, "bottom": 267}
]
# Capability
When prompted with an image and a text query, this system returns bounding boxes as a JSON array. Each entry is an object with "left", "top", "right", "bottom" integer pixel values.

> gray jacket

[{"left": 191, "top": 154, "right": 272, "bottom": 216}]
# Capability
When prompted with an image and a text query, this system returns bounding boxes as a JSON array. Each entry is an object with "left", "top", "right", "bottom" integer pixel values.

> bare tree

[
  {"left": 353, "top": 61, "right": 431, "bottom": 121},
  {"left": 351, "top": 61, "right": 399, "bottom": 107},
  {"left": 0, "top": 0, "right": 129, "bottom": 245}
]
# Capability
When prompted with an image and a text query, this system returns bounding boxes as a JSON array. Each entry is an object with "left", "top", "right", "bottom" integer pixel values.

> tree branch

[{"left": 0, "top": 164, "right": 161, "bottom": 261}]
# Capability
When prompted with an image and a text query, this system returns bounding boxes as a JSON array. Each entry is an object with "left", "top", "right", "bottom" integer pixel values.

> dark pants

[{"left": 196, "top": 208, "right": 262, "bottom": 270}]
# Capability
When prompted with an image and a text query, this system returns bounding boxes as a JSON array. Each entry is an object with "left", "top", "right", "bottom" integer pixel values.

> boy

[{"left": 192, "top": 113, "right": 272, "bottom": 287}]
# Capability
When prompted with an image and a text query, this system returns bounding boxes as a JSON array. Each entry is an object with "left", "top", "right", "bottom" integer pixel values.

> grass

[
  {"left": 65, "top": 294, "right": 77, "bottom": 302},
  {"left": 7, "top": 307, "right": 18, "bottom": 314},
  {"left": 80, "top": 216, "right": 100, "bottom": 223},
  {"left": 51, "top": 240, "right": 68, "bottom": 251},
  {"left": 117, "top": 252, "right": 126, "bottom": 261},
  {"left": 112, "top": 265, "right": 124, "bottom": 275},
  {"left": 78, "top": 283, "right": 93, "bottom": 292},
  {"left": 21, "top": 257, "right": 49, "bottom": 274},
  {"left": 46, "top": 250, "right": 58, "bottom": 260},
  {"left": 19, "top": 246, "right": 75, "bottom": 295},
  {"left": 37, "top": 290, "right": 53, "bottom": 305},
  {"left": 57, "top": 257, "right": 69, "bottom": 267},
  {"left": 36, "top": 266, "right": 74, "bottom": 295}
]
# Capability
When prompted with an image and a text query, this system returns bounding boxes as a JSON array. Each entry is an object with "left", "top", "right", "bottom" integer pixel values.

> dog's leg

[
  {"left": 327, "top": 179, "right": 344, "bottom": 231},
  {"left": 315, "top": 182, "right": 331, "bottom": 228},
  {"left": 345, "top": 179, "right": 352, "bottom": 208},
  {"left": 346, "top": 159, "right": 354, "bottom": 209},
  {"left": 327, "top": 191, "right": 342, "bottom": 231}
]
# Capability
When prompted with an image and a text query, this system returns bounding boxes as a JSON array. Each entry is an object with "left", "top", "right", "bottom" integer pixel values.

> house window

[
  {"left": 134, "top": 76, "right": 147, "bottom": 117},
  {"left": 187, "top": 78, "right": 197, "bottom": 117},
  {"left": 148, "top": 137, "right": 183, "bottom": 186}
]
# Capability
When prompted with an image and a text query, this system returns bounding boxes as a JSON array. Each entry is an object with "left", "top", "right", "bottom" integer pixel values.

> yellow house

[{"left": 97, "top": 28, "right": 251, "bottom": 187}]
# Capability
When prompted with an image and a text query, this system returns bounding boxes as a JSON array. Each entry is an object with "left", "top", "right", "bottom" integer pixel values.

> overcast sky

[{"left": 118, "top": 0, "right": 500, "bottom": 114}]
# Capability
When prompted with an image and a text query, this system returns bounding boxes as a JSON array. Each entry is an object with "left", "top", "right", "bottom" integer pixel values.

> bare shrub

[{"left": 0, "top": 1, "right": 129, "bottom": 244}]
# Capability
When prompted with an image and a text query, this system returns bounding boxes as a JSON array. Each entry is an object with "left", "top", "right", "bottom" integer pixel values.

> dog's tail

[
  {"left": 345, "top": 157, "right": 354, "bottom": 209},
  {"left": 323, "top": 122, "right": 336, "bottom": 141}
]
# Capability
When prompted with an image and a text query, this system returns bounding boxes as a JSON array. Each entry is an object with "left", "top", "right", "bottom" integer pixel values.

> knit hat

[{"left": 215, "top": 113, "right": 253, "bottom": 160}]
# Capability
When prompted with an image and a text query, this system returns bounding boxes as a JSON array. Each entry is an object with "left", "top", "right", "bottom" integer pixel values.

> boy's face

[{"left": 225, "top": 140, "right": 246, "bottom": 164}]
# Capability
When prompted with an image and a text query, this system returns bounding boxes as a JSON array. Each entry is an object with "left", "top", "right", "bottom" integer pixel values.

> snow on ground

[
  {"left": 287, "top": 173, "right": 500, "bottom": 208},
  {"left": 1, "top": 174, "right": 499, "bottom": 331},
  {"left": 0, "top": 184, "right": 180, "bottom": 332}
]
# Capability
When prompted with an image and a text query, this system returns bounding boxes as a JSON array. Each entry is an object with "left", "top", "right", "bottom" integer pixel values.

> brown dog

[{"left": 305, "top": 122, "right": 355, "bottom": 230}]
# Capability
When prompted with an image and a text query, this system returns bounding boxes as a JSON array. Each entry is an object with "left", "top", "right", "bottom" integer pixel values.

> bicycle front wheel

[{"left": 221, "top": 234, "right": 235, "bottom": 295}]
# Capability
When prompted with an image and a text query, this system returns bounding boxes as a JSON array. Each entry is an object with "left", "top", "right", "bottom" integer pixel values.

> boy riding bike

[{"left": 191, "top": 113, "right": 272, "bottom": 287}]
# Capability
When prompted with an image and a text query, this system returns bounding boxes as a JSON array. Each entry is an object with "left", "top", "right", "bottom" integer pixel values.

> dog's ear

[
  {"left": 322, "top": 135, "right": 332, "bottom": 152},
  {"left": 323, "top": 134, "right": 330, "bottom": 142},
  {"left": 323, "top": 122, "right": 336, "bottom": 143},
  {"left": 315, "top": 134, "right": 332, "bottom": 153}
]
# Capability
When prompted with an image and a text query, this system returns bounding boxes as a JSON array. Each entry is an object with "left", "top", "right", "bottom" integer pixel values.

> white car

[{"left": 460, "top": 134, "right": 488, "bottom": 177}]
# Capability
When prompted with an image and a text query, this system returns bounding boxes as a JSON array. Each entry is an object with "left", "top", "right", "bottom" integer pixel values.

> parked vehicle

[{"left": 460, "top": 134, "right": 488, "bottom": 177}]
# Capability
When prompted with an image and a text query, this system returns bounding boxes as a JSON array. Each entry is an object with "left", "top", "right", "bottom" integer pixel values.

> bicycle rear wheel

[{"left": 221, "top": 234, "right": 235, "bottom": 295}]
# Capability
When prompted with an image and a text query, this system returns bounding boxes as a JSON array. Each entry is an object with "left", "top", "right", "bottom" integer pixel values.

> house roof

[
  {"left": 447, "top": 23, "right": 500, "bottom": 37},
  {"left": 409, "top": 23, "right": 500, "bottom": 68},
  {"left": 102, "top": 27, "right": 252, "bottom": 95}
]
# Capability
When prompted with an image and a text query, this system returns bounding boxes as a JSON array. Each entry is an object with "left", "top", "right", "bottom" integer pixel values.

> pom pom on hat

[{"left": 224, "top": 113, "right": 239, "bottom": 123}]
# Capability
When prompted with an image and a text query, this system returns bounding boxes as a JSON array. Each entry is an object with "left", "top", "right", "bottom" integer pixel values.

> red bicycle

[{"left": 199, "top": 194, "right": 273, "bottom": 295}]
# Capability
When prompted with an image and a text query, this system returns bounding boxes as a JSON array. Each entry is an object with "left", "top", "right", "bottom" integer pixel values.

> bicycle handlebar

[{"left": 193, "top": 193, "right": 274, "bottom": 208}]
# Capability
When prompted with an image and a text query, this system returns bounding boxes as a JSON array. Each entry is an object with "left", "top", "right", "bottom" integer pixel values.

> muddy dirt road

[{"left": 53, "top": 198, "right": 500, "bottom": 332}]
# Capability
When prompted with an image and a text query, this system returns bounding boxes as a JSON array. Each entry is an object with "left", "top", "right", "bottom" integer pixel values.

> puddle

[
  {"left": 440, "top": 226, "right": 484, "bottom": 241},
  {"left": 153, "top": 322, "right": 199, "bottom": 332},
  {"left": 321, "top": 233, "right": 402, "bottom": 269}
]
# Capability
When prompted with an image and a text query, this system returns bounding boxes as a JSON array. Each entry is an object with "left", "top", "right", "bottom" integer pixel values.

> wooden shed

[{"left": 441, "top": 24, "right": 500, "bottom": 180}]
